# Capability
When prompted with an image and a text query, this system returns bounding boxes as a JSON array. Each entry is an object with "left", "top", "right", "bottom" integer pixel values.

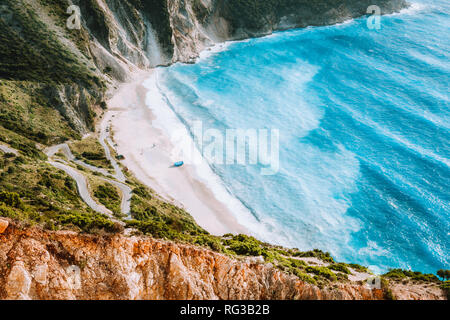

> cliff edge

[{"left": 0, "top": 221, "right": 445, "bottom": 300}]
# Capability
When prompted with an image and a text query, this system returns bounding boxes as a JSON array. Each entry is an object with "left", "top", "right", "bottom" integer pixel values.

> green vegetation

[
  {"left": 441, "top": 280, "right": 450, "bottom": 300},
  {"left": 0, "top": 185, "right": 118, "bottom": 234},
  {"left": 0, "top": 81, "right": 80, "bottom": 145},
  {"left": 127, "top": 180, "right": 207, "bottom": 240},
  {"left": 0, "top": 191, "right": 24, "bottom": 209},
  {"left": 70, "top": 138, "right": 111, "bottom": 169},
  {"left": 226, "top": 234, "right": 263, "bottom": 256},
  {"left": 305, "top": 266, "right": 337, "bottom": 281},
  {"left": 57, "top": 210, "right": 121, "bottom": 233},
  {"left": 383, "top": 269, "right": 440, "bottom": 282},
  {"left": 348, "top": 263, "right": 369, "bottom": 273},
  {"left": 329, "top": 263, "right": 351, "bottom": 274},
  {"left": 291, "top": 248, "right": 335, "bottom": 263},
  {"left": 1, "top": 158, "right": 83, "bottom": 209},
  {"left": 0, "top": 0, "right": 113, "bottom": 238},
  {"left": 437, "top": 269, "right": 450, "bottom": 280},
  {"left": 293, "top": 271, "right": 317, "bottom": 285},
  {"left": 94, "top": 183, "right": 121, "bottom": 217},
  {"left": 0, "top": 0, "right": 104, "bottom": 152},
  {"left": 380, "top": 278, "right": 396, "bottom": 300},
  {"left": 0, "top": 1, "right": 101, "bottom": 86},
  {"left": 0, "top": 149, "right": 118, "bottom": 233}
]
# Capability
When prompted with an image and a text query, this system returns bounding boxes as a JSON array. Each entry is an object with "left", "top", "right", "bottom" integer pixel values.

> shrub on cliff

[
  {"left": 81, "top": 152, "right": 106, "bottom": 161},
  {"left": 437, "top": 269, "right": 450, "bottom": 280},
  {"left": 94, "top": 183, "right": 121, "bottom": 217},
  {"left": 348, "top": 263, "right": 369, "bottom": 273},
  {"left": 293, "top": 270, "right": 317, "bottom": 285},
  {"left": 329, "top": 263, "right": 351, "bottom": 274},
  {"left": 441, "top": 280, "right": 450, "bottom": 299},
  {"left": 226, "top": 234, "right": 263, "bottom": 256},
  {"left": 383, "top": 269, "right": 439, "bottom": 282},
  {"left": 57, "top": 211, "right": 118, "bottom": 233},
  {"left": 292, "top": 248, "right": 335, "bottom": 263},
  {"left": 194, "top": 234, "right": 224, "bottom": 252},
  {"left": 0, "top": 191, "right": 24, "bottom": 209},
  {"left": 305, "top": 266, "right": 337, "bottom": 281},
  {"left": 133, "top": 205, "right": 160, "bottom": 221},
  {"left": 0, "top": 203, "right": 18, "bottom": 219},
  {"left": 126, "top": 219, "right": 182, "bottom": 240},
  {"left": 133, "top": 186, "right": 152, "bottom": 199}
]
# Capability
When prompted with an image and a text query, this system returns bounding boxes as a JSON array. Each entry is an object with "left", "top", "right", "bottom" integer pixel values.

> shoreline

[{"left": 104, "top": 70, "right": 249, "bottom": 236}]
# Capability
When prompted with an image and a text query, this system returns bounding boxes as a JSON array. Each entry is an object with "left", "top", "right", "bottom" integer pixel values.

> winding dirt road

[
  {"left": 45, "top": 138, "right": 132, "bottom": 219},
  {"left": 48, "top": 160, "right": 113, "bottom": 216}
]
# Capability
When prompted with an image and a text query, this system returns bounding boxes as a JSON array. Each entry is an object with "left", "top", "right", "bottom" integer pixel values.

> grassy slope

[
  {"left": 0, "top": 0, "right": 111, "bottom": 231},
  {"left": 0, "top": 81, "right": 80, "bottom": 145},
  {"left": 70, "top": 137, "right": 112, "bottom": 169},
  {"left": 0, "top": 0, "right": 105, "bottom": 143}
]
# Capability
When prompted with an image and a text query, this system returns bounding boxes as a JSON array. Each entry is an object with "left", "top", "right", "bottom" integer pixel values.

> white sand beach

[{"left": 104, "top": 70, "right": 249, "bottom": 235}]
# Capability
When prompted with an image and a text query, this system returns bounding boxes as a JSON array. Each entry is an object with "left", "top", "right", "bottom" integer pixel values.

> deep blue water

[{"left": 158, "top": 1, "right": 449, "bottom": 273}]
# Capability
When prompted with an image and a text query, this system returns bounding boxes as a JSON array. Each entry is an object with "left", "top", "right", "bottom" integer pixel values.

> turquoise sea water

[{"left": 158, "top": 1, "right": 449, "bottom": 273}]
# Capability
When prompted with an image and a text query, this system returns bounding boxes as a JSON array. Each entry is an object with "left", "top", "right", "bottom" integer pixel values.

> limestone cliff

[
  {"left": 0, "top": 221, "right": 445, "bottom": 300},
  {"left": 68, "top": 0, "right": 410, "bottom": 73}
]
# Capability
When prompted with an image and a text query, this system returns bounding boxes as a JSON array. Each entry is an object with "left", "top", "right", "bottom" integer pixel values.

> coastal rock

[
  {"left": 5, "top": 262, "right": 32, "bottom": 300},
  {"left": 0, "top": 219, "right": 8, "bottom": 234},
  {"left": 0, "top": 223, "right": 445, "bottom": 300},
  {"left": 67, "top": 0, "right": 410, "bottom": 74}
]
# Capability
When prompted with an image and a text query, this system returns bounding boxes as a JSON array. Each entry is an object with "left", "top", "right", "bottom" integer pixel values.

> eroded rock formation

[{"left": 0, "top": 222, "right": 445, "bottom": 300}]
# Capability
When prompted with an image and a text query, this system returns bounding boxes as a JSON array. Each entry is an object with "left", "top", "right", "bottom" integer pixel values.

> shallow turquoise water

[{"left": 158, "top": 1, "right": 449, "bottom": 273}]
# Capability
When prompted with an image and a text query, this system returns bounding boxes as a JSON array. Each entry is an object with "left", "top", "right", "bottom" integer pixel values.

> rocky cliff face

[
  {"left": 72, "top": 0, "right": 409, "bottom": 72},
  {"left": 0, "top": 222, "right": 445, "bottom": 300}
]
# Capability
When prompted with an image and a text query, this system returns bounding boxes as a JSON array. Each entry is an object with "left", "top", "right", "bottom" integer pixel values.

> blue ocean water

[{"left": 158, "top": 1, "right": 449, "bottom": 273}]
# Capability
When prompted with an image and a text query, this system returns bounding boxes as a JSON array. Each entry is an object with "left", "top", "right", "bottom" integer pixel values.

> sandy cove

[{"left": 104, "top": 70, "right": 248, "bottom": 235}]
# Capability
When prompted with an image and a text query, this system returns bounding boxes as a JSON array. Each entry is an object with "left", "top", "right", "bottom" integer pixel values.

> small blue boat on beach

[{"left": 174, "top": 161, "right": 184, "bottom": 167}]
